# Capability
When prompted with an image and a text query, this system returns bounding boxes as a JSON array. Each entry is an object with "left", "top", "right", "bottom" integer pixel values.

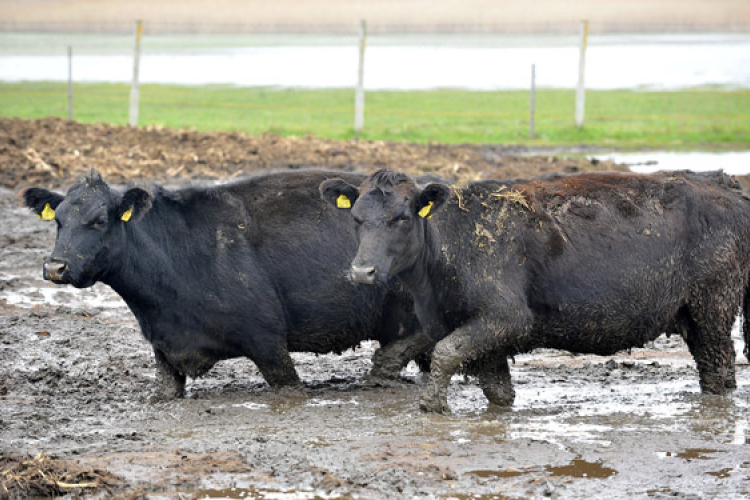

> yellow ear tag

[
  {"left": 418, "top": 201, "right": 434, "bottom": 218},
  {"left": 121, "top": 206, "right": 133, "bottom": 222},
  {"left": 40, "top": 203, "right": 55, "bottom": 221},
  {"left": 336, "top": 195, "right": 351, "bottom": 209}
]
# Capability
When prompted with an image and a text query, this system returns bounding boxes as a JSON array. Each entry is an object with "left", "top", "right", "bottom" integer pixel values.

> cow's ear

[
  {"left": 22, "top": 187, "right": 65, "bottom": 221},
  {"left": 319, "top": 179, "right": 360, "bottom": 210},
  {"left": 416, "top": 183, "right": 452, "bottom": 218},
  {"left": 119, "top": 187, "right": 153, "bottom": 223}
]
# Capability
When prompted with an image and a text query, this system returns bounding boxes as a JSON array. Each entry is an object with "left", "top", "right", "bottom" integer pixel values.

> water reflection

[{"left": 593, "top": 151, "right": 750, "bottom": 176}]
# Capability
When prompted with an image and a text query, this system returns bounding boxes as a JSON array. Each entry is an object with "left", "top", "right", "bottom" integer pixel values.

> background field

[
  {"left": 2, "top": 82, "right": 748, "bottom": 149},
  {"left": 2, "top": 0, "right": 749, "bottom": 33}
]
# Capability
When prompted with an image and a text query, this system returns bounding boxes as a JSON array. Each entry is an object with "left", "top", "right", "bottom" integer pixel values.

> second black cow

[{"left": 322, "top": 169, "right": 750, "bottom": 413}]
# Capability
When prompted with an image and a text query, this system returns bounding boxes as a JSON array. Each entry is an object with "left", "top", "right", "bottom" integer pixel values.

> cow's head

[
  {"left": 23, "top": 169, "right": 153, "bottom": 288},
  {"left": 320, "top": 169, "right": 451, "bottom": 286}
]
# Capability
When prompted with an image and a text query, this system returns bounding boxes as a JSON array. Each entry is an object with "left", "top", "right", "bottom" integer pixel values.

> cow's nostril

[{"left": 44, "top": 260, "right": 68, "bottom": 281}]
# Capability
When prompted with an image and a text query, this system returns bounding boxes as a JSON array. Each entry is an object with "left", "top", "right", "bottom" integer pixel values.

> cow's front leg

[
  {"left": 247, "top": 336, "right": 300, "bottom": 388},
  {"left": 150, "top": 349, "right": 186, "bottom": 401},
  {"left": 419, "top": 321, "right": 489, "bottom": 414}
]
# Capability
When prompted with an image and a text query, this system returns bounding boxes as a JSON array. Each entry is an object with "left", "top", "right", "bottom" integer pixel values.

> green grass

[{"left": 2, "top": 81, "right": 749, "bottom": 148}]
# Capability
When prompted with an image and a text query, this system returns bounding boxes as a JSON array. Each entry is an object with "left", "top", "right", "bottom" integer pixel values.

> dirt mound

[{"left": 0, "top": 117, "right": 627, "bottom": 190}]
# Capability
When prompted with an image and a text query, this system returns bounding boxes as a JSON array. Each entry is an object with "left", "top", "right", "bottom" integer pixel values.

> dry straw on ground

[
  {"left": 0, "top": 452, "right": 122, "bottom": 499},
  {"left": 0, "top": 117, "right": 627, "bottom": 190}
]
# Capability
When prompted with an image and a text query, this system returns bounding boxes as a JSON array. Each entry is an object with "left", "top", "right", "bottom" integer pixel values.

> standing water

[{"left": 1, "top": 33, "right": 749, "bottom": 89}]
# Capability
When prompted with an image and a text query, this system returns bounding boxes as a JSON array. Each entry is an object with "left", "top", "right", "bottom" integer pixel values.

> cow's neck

[
  {"left": 399, "top": 220, "right": 452, "bottom": 339},
  {"left": 102, "top": 201, "right": 185, "bottom": 321}
]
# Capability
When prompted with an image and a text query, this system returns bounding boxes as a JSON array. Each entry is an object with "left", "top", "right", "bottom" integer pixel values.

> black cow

[
  {"left": 321, "top": 169, "right": 750, "bottom": 413},
  {"left": 24, "top": 169, "right": 423, "bottom": 400}
]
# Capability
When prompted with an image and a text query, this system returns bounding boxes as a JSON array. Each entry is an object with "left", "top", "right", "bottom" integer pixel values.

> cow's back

[{"left": 436, "top": 171, "right": 750, "bottom": 354}]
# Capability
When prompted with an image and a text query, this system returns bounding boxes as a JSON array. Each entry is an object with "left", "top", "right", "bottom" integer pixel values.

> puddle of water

[
  {"left": 593, "top": 151, "right": 750, "bottom": 176},
  {"left": 511, "top": 419, "right": 614, "bottom": 446},
  {"left": 469, "top": 458, "right": 617, "bottom": 480},
  {"left": 449, "top": 429, "right": 473, "bottom": 445},
  {"left": 706, "top": 467, "right": 734, "bottom": 478},
  {"left": 190, "top": 475, "right": 348, "bottom": 500},
  {"left": 193, "top": 488, "right": 344, "bottom": 500},
  {"left": 545, "top": 459, "right": 617, "bottom": 479},
  {"left": 232, "top": 402, "right": 270, "bottom": 410},
  {"left": 656, "top": 448, "right": 722, "bottom": 460},
  {"left": 469, "top": 468, "right": 531, "bottom": 479},
  {"left": 0, "top": 280, "right": 127, "bottom": 316},
  {"left": 306, "top": 398, "right": 358, "bottom": 407}
]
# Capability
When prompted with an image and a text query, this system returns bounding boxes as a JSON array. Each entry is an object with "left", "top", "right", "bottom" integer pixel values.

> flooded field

[
  {"left": 1, "top": 33, "right": 749, "bottom": 89},
  {"left": 1, "top": 120, "right": 749, "bottom": 498}
]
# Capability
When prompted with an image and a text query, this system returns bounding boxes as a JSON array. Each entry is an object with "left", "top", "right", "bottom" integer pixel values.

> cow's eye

[
  {"left": 352, "top": 216, "right": 363, "bottom": 225},
  {"left": 92, "top": 216, "right": 107, "bottom": 227},
  {"left": 391, "top": 214, "right": 411, "bottom": 224}
]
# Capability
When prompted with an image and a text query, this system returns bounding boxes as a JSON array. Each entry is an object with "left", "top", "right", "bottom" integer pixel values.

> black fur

[
  {"left": 326, "top": 169, "right": 750, "bottom": 413},
  {"left": 25, "top": 170, "right": 420, "bottom": 399}
]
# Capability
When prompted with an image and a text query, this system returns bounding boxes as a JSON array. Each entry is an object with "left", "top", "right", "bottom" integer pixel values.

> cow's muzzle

[
  {"left": 350, "top": 265, "right": 378, "bottom": 285},
  {"left": 43, "top": 259, "right": 70, "bottom": 283}
]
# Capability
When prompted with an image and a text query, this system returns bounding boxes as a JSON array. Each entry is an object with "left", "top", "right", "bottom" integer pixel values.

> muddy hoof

[
  {"left": 700, "top": 386, "right": 734, "bottom": 397},
  {"left": 148, "top": 389, "right": 183, "bottom": 403},
  {"left": 364, "top": 374, "right": 401, "bottom": 388},
  {"left": 368, "top": 365, "right": 402, "bottom": 380},
  {"left": 700, "top": 377, "right": 736, "bottom": 395},
  {"left": 483, "top": 389, "right": 515, "bottom": 408},
  {"left": 419, "top": 396, "right": 450, "bottom": 415},
  {"left": 269, "top": 383, "right": 303, "bottom": 394},
  {"left": 485, "top": 396, "right": 515, "bottom": 408}
]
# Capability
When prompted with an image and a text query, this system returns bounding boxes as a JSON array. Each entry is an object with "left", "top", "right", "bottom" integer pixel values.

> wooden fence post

[
  {"left": 67, "top": 46, "right": 73, "bottom": 121},
  {"left": 530, "top": 64, "right": 536, "bottom": 140},
  {"left": 129, "top": 20, "right": 143, "bottom": 127},
  {"left": 575, "top": 20, "right": 589, "bottom": 129},
  {"left": 354, "top": 19, "right": 367, "bottom": 133}
]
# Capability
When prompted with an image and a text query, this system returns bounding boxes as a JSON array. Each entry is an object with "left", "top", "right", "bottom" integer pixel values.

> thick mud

[{"left": 1, "top": 120, "right": 749, "bottom": 499}]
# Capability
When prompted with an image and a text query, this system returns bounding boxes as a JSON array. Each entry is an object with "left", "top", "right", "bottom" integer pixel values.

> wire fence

[{"left": 1, "top": 24, "right": 749, "bottom": 144}]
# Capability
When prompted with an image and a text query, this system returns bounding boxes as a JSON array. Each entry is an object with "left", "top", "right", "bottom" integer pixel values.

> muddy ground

[{"left": 1, "top": 119, "right": 749, "bottom": 499}]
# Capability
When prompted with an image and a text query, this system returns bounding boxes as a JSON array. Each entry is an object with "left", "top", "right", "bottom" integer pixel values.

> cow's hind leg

[
  {"left": 467, "top": 354, "right": 515, "bottom": 408},
  {"left": 685, "top": 294, "right": 738, "bottom": 395},
  {"left": 151, "top": 349, "right": 186, "bottom": 401}
]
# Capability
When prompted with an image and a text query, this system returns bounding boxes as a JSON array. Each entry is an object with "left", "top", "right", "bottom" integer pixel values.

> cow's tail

[{"left": 743, "top": 286, "right": 750, "bottom": 362}]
